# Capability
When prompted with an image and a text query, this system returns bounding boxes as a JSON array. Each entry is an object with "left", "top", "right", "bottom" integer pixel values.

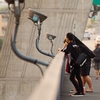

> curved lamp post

[
  {"left": 5, "top": 0, "right": 49, "bottom": 67},
  {"left": 28, "top": 8, "right": 55, "bottom": 58},
  {"left": 46, "top": 34, "right": 56, "bottom": 55}
]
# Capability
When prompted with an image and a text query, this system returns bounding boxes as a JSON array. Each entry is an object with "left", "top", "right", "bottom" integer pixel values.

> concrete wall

[
  {"left": 0, "top": 0, "right": 92, "bottom": 100},
  {"left": 0, "top": 14, "right": 9, "bottom": 36}
]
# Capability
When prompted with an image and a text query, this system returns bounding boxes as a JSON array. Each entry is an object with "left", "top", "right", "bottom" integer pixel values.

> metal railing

[{"left": 27, "top": 52, "right": 66, "bottom": 100}]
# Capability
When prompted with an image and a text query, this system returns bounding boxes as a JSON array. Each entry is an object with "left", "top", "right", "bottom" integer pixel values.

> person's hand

[
  {"left": 64, "top": 42, "right": 68, "bottom": 47},
  {"left": 58, "top": 48, "right": 61, "bottom": 53}
]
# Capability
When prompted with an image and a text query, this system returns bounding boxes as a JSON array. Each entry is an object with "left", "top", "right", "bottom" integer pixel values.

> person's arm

[
  {"left": 58, "top": 41, "right": 68, "bottom": 53},
  {"left": 63, "top": 43, "right": 71, "bottom": 54},
  {"left": 62, "top": 42, "right": 68, "bottom": 50}
]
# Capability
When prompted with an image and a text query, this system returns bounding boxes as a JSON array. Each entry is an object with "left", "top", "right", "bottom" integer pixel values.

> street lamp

[
  {"left": 89, "top": 4, "right": 100, "bottom": 18},
  {"left": 5, "top": 0, "right": 49, "bottom": 66},
  {"left": 5, "top": 0, "right": 24, "bottom": 3},
  {"left": 5, "top": 0, "right": 25, "bottom": 23},
  {"left": 28, "top": 8, "right": 55, "bottom": 58},
  {"left": 46, "top": 34, "right": 56, "bottom": 54},
  {"left": 28, "top": 8, "right": 47, "bottom": 23},
  {"left": 28, "top": 8, "right": 47, "bottom": 36}
]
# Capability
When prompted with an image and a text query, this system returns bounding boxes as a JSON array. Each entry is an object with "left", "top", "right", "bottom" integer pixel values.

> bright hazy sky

[{"left": 0, "top": 0, "right": 8, "bottom": 8}]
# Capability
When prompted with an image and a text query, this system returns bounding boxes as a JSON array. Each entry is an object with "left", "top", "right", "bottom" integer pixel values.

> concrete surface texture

[
  {"left": 0, "top": 0, "right": 92, "bottom": 100},
  {"left": 61, "top": 67, "right": 100, "bottom": 100}
]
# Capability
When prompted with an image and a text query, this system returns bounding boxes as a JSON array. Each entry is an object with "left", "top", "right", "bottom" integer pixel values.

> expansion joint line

[{"left": 82, "top": 0, "right": 84, "bottom": 22}]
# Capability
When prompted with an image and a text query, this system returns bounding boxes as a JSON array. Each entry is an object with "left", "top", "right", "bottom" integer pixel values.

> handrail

[{"left": 27, "top": 52, "right": 66, "bottom": 100}]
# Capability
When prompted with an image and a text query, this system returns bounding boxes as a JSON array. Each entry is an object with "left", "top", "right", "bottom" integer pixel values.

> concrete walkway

[{"left": 61, "top": 67, "right": 100, "bottom": 100}]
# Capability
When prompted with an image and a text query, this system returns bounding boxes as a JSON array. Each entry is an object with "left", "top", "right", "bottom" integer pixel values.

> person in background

[
  {"left": 80, "top": 56, "right": 93, "bottom": 92},
  {"left": 93, "top": 44, "right": 100, "bottom": 80},
  {"left": 58, "top": 40, "right": 71, "bottom": 74},
  {"left": 58, "top": 39, "right": 68, "bottom": 52},
  {"left": 59, "top": 33, "right": 84, "bottom": 96},
  {"left": 69, "top": 33, "right": 94, "bottom": 93}
]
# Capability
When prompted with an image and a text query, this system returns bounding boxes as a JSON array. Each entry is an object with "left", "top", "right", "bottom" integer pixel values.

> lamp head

[
  {"left": 5, "top": 0, "right": 24, "bottom": 4},
  {"left": 46, "top": 34, "right": 56, "bottom": 40},
  {"left": 28, "top": 8, "right": 47, "bottom": 23}
]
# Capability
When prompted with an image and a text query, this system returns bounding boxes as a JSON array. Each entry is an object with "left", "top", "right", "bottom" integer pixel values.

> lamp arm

[
  {"left": 36, "top": 36, "right": 55, "bottom": 58},
  {"left": 50, "top": 40, "right": 54, "bottom": 54},
  {"left": 35, "top": 20, "right": 55, "bottom": 58},
  {"left": 11, "top": 23, "right": 49, "bottom": 66}
]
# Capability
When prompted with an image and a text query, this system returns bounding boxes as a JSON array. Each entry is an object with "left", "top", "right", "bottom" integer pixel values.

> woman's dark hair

[
  {"left": 66, "top": 32, "right": 74, "bottom": 41},
  {"left": 63, "top": 39, "right": 66, "bottom": 43},
  {"left": 96, "top": 44, "right": 100, "bottom": 48}
]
